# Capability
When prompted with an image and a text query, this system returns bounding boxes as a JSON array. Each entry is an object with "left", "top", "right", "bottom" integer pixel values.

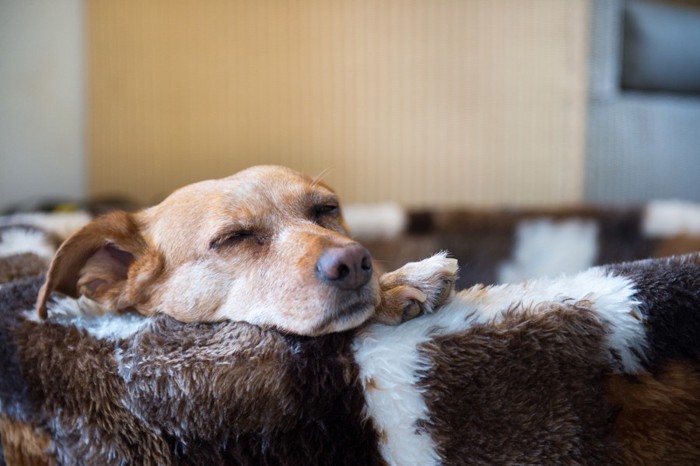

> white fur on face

[
  {"left": 354, "top": 267, "right": 646, "bottom": 466},
  {"left": 212, "top": 259, "right": 378, "bottom": 336},
  {"left": 643, "top": 200, "right": 700, "bottom": 238},
  {"left": 498, "top": 219, "right": 599, "bottom": 283},
  {"left": 152, "top": 226, "right": 380, "bottom": 336},
  {"left": 156, "top": 261, "right": 230, "bottom": 319}
]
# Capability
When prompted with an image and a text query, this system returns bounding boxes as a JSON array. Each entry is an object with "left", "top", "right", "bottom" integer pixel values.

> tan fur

[
  {"left": 609, "top": 361, "right": 700, "bottom": 465},
  {"left": 0, "top": 416, "right": 54, "bottom": 466},
  {"left": 36, "top": 166, "right": 453, "bottom": 335},
  {"left": 36, "top": 211, "right": 150, "bottom": 319}
]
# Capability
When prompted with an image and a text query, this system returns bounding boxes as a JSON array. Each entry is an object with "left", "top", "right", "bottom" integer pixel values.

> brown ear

[{"left": 36, "top": 211, "right": 150, "bottom": 318}]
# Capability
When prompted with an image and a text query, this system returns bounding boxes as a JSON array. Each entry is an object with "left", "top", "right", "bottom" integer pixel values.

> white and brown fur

[
  {"left": 1, "top": 253, "right": 700, "bottom": 464},
  {"left": 1, "top": 166, "right": 700, "bottom": 464}
]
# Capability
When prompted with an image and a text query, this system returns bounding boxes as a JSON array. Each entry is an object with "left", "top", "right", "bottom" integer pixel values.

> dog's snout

[{"left": 316, "top": 244, "right": 373, "bottom": 290}]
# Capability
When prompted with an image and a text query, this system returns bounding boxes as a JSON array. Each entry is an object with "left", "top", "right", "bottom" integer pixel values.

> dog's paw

[{"left": 374, "top": 252, "right": 458, "bottom": 325}]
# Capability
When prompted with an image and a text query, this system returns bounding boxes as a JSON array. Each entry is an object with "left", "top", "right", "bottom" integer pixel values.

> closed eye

[
  {"left": 314, "top": 204, "right": 339, "bottom": 218},
  {"left": 209, "top": 230, "right": 257, "bottom": 250}
]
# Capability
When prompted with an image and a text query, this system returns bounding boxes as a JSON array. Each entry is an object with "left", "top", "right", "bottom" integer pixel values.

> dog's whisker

[{"left": 310, "top": 167, "right": 332, "bottom": 188}]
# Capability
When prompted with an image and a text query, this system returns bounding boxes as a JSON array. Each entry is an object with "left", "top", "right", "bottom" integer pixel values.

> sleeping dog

[
  {"left": 36, "top": 165, "right": 457, "bottom": 334},
  {"left": 6, "top": 166, "right": 698, "bottom": 464}
]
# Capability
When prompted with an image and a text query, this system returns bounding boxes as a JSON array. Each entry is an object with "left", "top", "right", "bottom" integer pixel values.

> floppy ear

[{"left": 36, "top": 211, "right": 155, "bottom": 318}]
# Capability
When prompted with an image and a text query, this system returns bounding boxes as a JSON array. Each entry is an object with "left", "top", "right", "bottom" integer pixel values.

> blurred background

[
  {"left": 1, "top": 0, "right": 700, "bottom": 287},
  {"left": 2, "top": 0, "right": 698, "bottom": 210}
]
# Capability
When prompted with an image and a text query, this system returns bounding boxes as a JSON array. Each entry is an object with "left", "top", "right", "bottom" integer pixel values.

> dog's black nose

[{"left": 317, "top": 244, "right": 373, "bottom": 290}]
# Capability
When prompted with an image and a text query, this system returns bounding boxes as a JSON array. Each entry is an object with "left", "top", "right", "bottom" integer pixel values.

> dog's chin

[{"left": 307, "top": 301, "right": 377, "bottom": 336}]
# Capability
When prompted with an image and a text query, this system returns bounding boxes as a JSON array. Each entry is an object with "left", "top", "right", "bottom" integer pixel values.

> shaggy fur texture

[
  {"left": 1, "top": 254, "right": 699, "bottom": 465},
  {"left": 0, "top": 254, "right": 48, "bottom": 285},
  {"left": 606, "top": 255, "right": 700, "bottom": 464},
  {"left": 0, "top": 224, "right": 56, "bottom": 286},
  {"left": 608, "top": 254, "right": 700, "bottom": 366},
  {"left": 3, "top": 203, "right": 700, "bottom": 465},
  {"left": 418, "top": 306, "right": 616, "bottom": 465},
  {"left": 1, "top": 278, "right": 384, "bottom": 466}
]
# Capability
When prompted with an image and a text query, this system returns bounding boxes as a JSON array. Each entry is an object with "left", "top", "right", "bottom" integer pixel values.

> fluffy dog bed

[
  {"left": 1, "top": 216, "right": 700, "bottom": 465},
  {"left": 2, "top": 243, "right": 700, "bottom": 464}
]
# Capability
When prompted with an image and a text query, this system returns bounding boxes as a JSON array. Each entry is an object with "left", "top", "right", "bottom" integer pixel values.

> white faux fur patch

[
  {"left": 353, "top": 322, "right": 441, "bottom": 466},
  {"left": 26, "top": 296, "right": 151, "bottom": 341},
  {"left": 0, "top": 228, "right": 56, "bottom": 259},
  {"left": 643, "top": 200, "right": 700, "bottom": 238},
  {"left": 498, "top": 218, "right": 599, "bottom": 283},
  {"left": 354, "top": 267, "right": 646, "bottom": 466},
  {"left": 459, "top": 267, "right": 646, "bottom": 373}
]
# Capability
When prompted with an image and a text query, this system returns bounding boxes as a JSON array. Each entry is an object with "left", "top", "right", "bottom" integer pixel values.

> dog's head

[{"left": 36, "top": 166, "right": 381, "bottom": 335}]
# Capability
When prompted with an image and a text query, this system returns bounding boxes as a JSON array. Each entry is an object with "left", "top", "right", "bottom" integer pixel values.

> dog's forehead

[
  {"left": 224, "top": 165, "right": 322, "bottom": 201},
  {"left": 144, "top": 166, "right": 337, "bottom": 249},
  {"left": 160, "top": 166, "right": 332, "bottom": 209},
  {"left": 205, "top": 166, "right": 335, "bottom": 207}
]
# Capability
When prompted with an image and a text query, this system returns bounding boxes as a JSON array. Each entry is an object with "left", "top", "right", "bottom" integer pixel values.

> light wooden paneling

[{"left": 88, "top": 0, "right": 589, "bottom": 207}]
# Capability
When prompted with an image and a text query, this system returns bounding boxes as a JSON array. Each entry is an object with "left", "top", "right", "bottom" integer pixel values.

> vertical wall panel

[{"left": 88, "top": 0, "right": 589, "bottom": 207}]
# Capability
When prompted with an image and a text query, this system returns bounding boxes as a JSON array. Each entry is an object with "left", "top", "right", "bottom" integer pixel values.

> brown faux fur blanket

[
  {"left": 1, "top": 215, "right": 700, "bottom": 464},
  {"left": 2, "top": 250, "right": 700, "bottom": 465}
]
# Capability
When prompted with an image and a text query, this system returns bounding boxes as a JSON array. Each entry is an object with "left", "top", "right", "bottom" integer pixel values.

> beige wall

[
  {"left": 0, "top": 0, "right": 85, "bottom": 210},
  {"left": 89, "top": 0, "right": 589, "bottom": 208}
]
